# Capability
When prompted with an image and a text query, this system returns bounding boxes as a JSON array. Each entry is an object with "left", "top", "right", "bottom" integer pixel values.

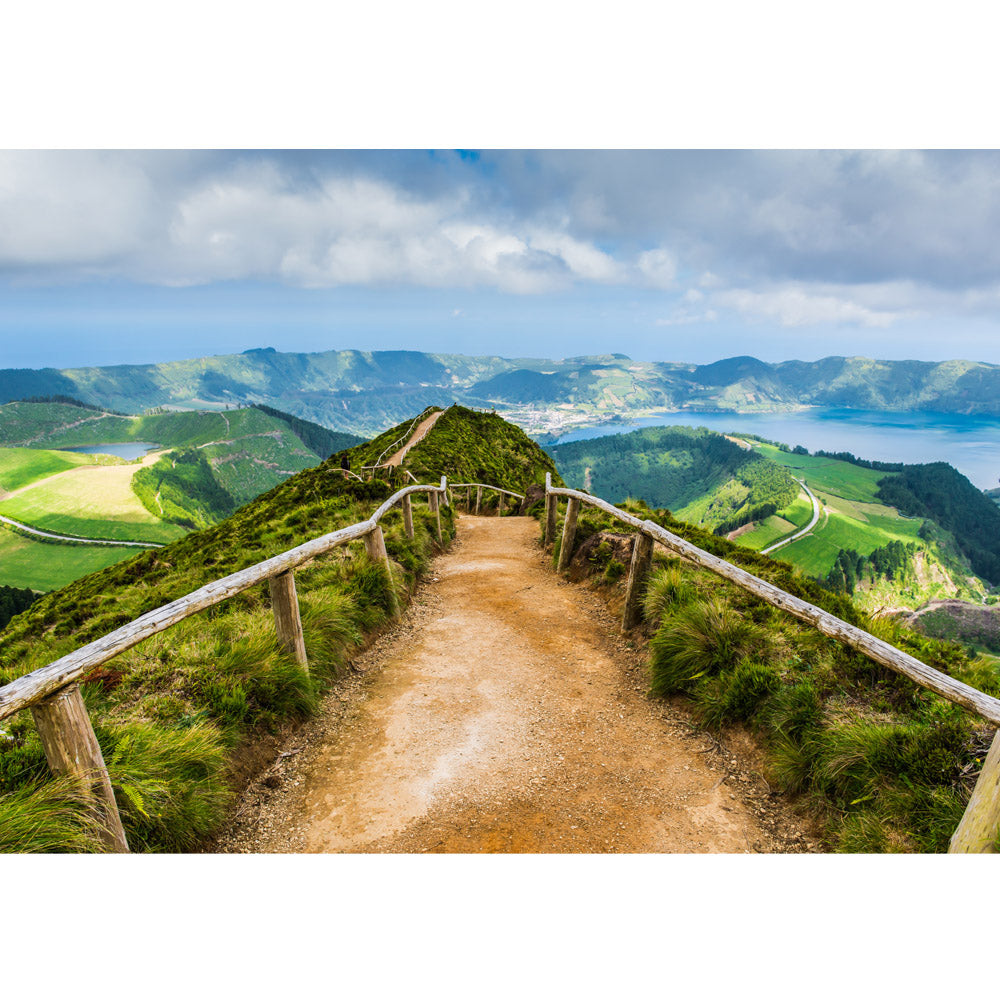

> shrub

[
  {"left": 693, "top": 660, "right": 781, "bottom": 730},
  {"left": 642, "top": 562, "right": 696, "bottom": 624},
  {"left": 649, "top": 597, "right": 772, "bottom": 696}
]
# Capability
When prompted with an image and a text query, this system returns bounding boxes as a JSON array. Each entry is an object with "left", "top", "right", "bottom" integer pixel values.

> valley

[{"left": 0, "top": 401, "right": 361, "bottom": 591}]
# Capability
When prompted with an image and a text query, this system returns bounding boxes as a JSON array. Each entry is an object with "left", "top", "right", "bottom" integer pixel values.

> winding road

[
  {"left": 761, "top": 478, "right": 822, "bottom": 555},
  {"left": 0, "top": 513, "right": 162, "bottom": 548}
]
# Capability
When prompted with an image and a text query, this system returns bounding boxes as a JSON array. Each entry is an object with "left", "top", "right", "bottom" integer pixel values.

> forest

[
  {"left": 132, "top": 449, "right": 237, "bottom": 529},
  {"left": 824, "top": 540, "right": 917, "bottom": 594},
  {"left": 547, "top": 425, "right": 798, "bottom": 533},
  {"left": 876, "top": 463, "right": 1000, "bottom": 584}
]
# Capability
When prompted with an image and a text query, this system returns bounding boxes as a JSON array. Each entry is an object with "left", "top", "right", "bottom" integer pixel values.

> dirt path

[
  {"left": 384, "top": 409, "right": 444, "bottom": 467},
  {"left": 221, "top": 516, "right": 819, "bottom": 854}
]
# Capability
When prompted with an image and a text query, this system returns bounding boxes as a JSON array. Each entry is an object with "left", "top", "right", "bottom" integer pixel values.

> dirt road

[{"left": 221, "top": 515, "right": 818, "bottom": 853}]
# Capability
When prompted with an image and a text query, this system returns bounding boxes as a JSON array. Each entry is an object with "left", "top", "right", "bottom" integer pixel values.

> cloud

[
  {"left": 4, "top": 150, "right": 1000, "bottom": 333},
  {"left": 717, "top": 286, "right": 906, "bottom": 328}
]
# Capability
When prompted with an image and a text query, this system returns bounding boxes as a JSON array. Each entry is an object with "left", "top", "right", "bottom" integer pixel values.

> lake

[
  {"left": 545, "top": 409, "right": 1000, "bottom": 489},
  {"left": 60, "top": 442, "right": 158, "bottom": 461}
]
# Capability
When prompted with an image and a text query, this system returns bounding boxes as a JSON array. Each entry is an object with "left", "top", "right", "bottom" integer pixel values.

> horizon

[{"left": 5, "top": 341, "right": 1000, "bottom": 374}]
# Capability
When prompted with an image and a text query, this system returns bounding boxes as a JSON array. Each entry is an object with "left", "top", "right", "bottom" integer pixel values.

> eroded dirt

[{"left": 219, "top": 515, "right": 821, "bottom": 854}]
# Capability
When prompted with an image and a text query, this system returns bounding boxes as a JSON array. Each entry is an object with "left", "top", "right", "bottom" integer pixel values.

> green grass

[
  {"left": 0, "top": 464, "right": 186, "bottom": 543},
  {"left": 0, "top": 529, "right": 137, "bottom": 591},
  {"left": 777, "top": 502, "right": 923, "bottom": 576},
  {"left": 0, "top": 446, "right": 99, "bottom": 492},
  {"left": 753, "top": 443, "right": 887, "bottom": 502}
]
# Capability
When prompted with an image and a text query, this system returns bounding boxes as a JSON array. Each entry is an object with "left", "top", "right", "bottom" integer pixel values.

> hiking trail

[{"left": 221, "top": 514, "right": 819, "bottom": 854}]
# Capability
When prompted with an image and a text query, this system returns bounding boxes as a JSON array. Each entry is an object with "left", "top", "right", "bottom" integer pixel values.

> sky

[{"left": 4, "top": 148, "right": 1000, "bottom": 370}]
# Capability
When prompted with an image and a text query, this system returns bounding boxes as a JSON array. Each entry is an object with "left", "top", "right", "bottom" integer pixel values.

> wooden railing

[
  {"left": 450, "top": 482, "right": 525, "bottom": 515},
  {"left": 0, "top": 476, "right": 452, "bottom": 853},
  {"left": 543, "top": 473, "right": 1000, "bottom": 853}
]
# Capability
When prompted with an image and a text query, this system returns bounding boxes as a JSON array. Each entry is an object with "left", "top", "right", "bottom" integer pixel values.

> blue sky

[{"left": 3, "top": 150, "right": 1000, "bottom": 369}]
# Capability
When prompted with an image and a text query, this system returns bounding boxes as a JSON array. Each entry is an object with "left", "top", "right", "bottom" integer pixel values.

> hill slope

[{"left": 0, "top": 407, "right": 551, "bottom": 852}]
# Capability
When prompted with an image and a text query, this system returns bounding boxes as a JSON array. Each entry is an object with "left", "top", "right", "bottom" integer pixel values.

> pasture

[
  {"left": 0, "top": 529, "right": 137, "bottom": 592},
  {"left": 0, "top": 447, "right": 98, "bottom": 494},
  {"left": 0, "top": 460, "right": 186, "bottom": 544}
]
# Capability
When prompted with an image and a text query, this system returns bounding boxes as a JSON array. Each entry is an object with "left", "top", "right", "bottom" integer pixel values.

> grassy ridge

[
  {"left": 0, "top": 407, "right": 554, "bottom": 852},
  {"left": 0, "top": 460, "right": 456, "bottom": 851}
]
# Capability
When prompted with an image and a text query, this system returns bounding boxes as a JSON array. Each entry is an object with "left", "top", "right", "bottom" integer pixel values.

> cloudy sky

[{"left": 2, "top": 149, "right": 1000, "bottom": 368}]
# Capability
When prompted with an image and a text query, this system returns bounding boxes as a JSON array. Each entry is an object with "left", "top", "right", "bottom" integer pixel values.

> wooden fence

[
  {"left": 449, "top": 483, "right": 525, "bottom": 515},
  {"left": 543, "top": 473, "right": 1000, "bottom": 853},
  {"left": 0, "top": 476, "right": 451, "bottom": 853}
]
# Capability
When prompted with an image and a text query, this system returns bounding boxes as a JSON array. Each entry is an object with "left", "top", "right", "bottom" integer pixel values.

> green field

[
  {"left": 776, "top": 501, "right": 924, "bottom": 576},
  {"left": 753, "top": 443, "right": 887, "bottom": 502},
  {"left": 0, "top": 447, "right": 99, "bottom": 493},
  {"left": 736, "top": 491, "right": 815, "bottom": 551},
  {"left": 0, "top": 461, "right": 186, "bottom": 544},
  {"left": 0, "top": 529, "right": 137, "bottom": 591}
]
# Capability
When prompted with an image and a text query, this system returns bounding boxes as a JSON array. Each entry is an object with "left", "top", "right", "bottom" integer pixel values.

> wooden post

[
  {"left": 402, "top": 493, "right": 414, "bottom": 539},
  {"left": 364, "top": 525, "right": 399, "bottom": 615},
  {"left": 557, "top": 496, "right": 580, "bottom": 573},
  {"left": 269, "top": 570, "right": 308, "bottom": 667},
  {"left": 476, "top": 486, "right": 482, "bottom": 515},
  {"left": 30, "top": 684, "right": 130, "bottom": 853},
  {"left": 497, "top": 493, "right": 504, "bottom": 517},
  {"left": 622, "top": 530, "right": 653, "bottom": 631},
  {"left": 429, "top": 490, "right": 443, "bottom": 543},
  {"left": 950, "top": 728, "right": 1000, "bottom": 853},
  {"left": 544, "top": 475, "right": 558, "bottom": 549}
]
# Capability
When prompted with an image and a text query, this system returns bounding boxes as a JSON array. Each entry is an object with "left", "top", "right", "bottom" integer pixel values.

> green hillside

[
  {"left": 0, "top": 403, "right": 358, "bottom": 591},
  {"left": 0, "top": 407, "right": 553, "bottom": 853},
  {"left": 548, "top": 426, "right": 797, "bottom": 533}
]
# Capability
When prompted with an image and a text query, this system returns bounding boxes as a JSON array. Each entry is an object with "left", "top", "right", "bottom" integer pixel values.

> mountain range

[{"left": 3, "top": 348, "right": 1000, "bottom": 439}]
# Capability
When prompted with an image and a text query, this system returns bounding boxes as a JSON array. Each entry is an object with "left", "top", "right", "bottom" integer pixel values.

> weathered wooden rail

[
  {"left": 543, "top": 473, "right": 1000, "bottom": 853},
  {"left": 450, "top": 482, "right": 525, "bottom": 516},
  {"left": 0, "top": 476, "right": 451, "bottom": 853}
]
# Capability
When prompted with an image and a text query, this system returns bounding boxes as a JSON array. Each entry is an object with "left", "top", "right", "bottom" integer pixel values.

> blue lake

[
  {"left": 545, "top": 409, "right": 1000, "bottom": 490},
  {"left": 60, "top": 442, "right": 158, "bottom": 460}
]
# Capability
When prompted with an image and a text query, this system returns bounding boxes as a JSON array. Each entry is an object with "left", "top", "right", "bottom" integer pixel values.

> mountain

[{"left": 6, "top": 349, "right": 1000, "bottom": 440}]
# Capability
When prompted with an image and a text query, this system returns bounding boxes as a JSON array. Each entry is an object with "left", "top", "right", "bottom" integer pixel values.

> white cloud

[
  {"left": 636, "top": 247, "right": 676, "bottom": 288},
  {"left": 717, "top": 286, "right": 905, "bottom": 328}
]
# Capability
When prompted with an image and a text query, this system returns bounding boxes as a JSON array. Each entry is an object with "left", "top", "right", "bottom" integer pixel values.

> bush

[{"left": 649, "top": 597, "right": 773, "bottom": 696}]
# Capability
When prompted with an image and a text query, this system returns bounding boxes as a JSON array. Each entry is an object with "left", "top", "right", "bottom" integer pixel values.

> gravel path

[{"left": 219, "top": 515, "right": 820, "bottom": 854}]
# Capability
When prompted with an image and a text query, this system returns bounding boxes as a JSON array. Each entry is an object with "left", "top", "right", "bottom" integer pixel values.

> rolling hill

[
  {"left": 546, "top": 425, "right": 996, "bottom": 612},
  {"left": 0, "top": 402, "right": 362, "bottom": 592},
  {"left": 6, "top": 348, "right": 1000, "bottom": 439}
]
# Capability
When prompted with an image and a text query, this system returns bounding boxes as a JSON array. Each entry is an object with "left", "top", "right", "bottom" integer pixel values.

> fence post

[
  {"left": 402, "top": 493, "right": 414, "bottom": 538},
  {"left": 557, "top": 496, "right": 580, "bottom": 573},
  {"left": 497, "top": 492, "right": 504, "bottom": 517},
  {"left": 465, "top": 487, "right": 470, "bottom": 510},
  {"left": 429, "top": 490, "right": 443, "bottom": 543},
  {"left": 365, "top": 524, "right": 399, "bottom": 615},
  {"left": 950, "top": 728, "right": 1000, "bottom": 853},
  {"left": 30, "top": 684, "right": 130, "bottom": 853},
  {"left": 269, "top": 570, "right": 308, "bottom": 667},
  {"left": 544, "top": 474, "right": 558, "bottom": 548},
  {"left": 622, "top": 530, "right": 653, "bottom": 631},
  {"left": 476, "top": 485, "right": 482, "bottom": 514},
  {"left": 441, "top": 476, "right": 449, "bottom": 507}
]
